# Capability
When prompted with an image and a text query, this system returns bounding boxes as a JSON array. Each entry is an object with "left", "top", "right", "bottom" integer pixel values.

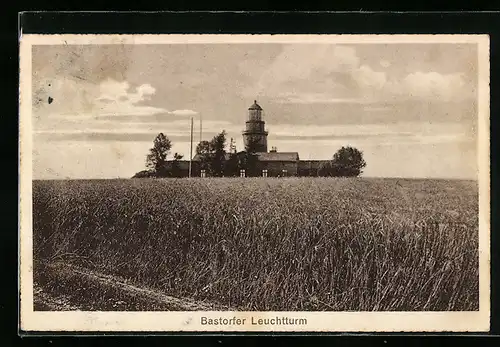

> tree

[
  {"left": 329, "top": 146, "right": 367, "bottom": 177},
  {"left": 196, "top": 140, "right": 211, "bottom": 156},
  {"left": 238, "top": 150, "right": 259, "bottom": 177},
  {"left": 210, "top": 130, "right": 227, "bottom": 177},
  {"left": 241, "top": 136, "right": 261, "bottom": 177},
  {"left": 195, "top": 140, "right": 212, "bottom": 173},
  {"left": 194, "top": 131, "right": 228, "bottom": 177},
  {"left": 318, "top": 161, "right": 334, "bottom": 177},
  {"left": 132, "top": 169, "right": 156, "bottom": 178},
  {"left": 171, "top": 152, "right": 184, "bottom": 177},
  {"left": 244, "top": 134, "right": 263, "bottom": 153},
  {"left": 225, "top": 152, "right": 240, "bottom": 177},
  {"left": 146, "top": 133, "right": 172, "bottom": 177}
]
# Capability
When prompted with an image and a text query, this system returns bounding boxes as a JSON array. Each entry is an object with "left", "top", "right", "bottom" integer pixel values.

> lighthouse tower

[{"left": 242, "top": 100, "right": 268, "bottom": 153}]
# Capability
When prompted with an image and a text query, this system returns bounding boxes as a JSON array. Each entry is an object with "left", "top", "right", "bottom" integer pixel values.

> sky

[{"left": 31, "top": 42, "right": 479, "bottom": 179}]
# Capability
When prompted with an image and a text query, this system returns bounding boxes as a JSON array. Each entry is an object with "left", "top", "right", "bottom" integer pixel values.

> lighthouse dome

[{"left": 248, "top": 100, "right": 263, "bottom": 110}]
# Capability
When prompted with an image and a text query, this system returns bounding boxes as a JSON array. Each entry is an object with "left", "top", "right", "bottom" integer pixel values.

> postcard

[{"left": 19, "top": 33, "right": 490, "bottom": 332}]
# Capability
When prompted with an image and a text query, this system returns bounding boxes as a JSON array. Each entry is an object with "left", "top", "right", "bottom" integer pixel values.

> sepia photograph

[{"left": 19, "top": 34, "right": 490, "bottom": 332}]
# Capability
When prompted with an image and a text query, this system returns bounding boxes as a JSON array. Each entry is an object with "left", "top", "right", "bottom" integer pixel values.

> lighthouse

[{"left": 242, "top": 100, "right": 269, "bottom": 153}]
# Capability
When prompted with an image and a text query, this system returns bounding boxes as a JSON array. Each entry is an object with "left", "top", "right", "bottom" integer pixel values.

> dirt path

[
  {"left": 34, "top": 261, "right": 235, "bottom": 311},
  {"left": 34, "top": 286, "right": 81, "bottom": 311}
]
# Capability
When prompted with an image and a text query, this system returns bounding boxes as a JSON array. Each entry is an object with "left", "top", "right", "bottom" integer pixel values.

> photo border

[{"left": 18, "top": 32, "right": 491, "bottom": 333}]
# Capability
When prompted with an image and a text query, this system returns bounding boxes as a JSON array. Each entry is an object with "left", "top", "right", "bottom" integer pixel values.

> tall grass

[{"left": 33, "top": 177, "right": 479, "bottom": 311}]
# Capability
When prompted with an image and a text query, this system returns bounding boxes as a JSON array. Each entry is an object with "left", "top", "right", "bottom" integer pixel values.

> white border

[{"left": 19, "top": 34, "right": 491, "bottom": 332}]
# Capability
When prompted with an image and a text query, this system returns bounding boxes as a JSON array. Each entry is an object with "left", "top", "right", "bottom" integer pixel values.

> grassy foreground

[{"left": 33, "top": 177, "right": 479, "bottom": 311}]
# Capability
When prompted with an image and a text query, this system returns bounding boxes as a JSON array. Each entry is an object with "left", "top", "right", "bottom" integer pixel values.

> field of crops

[{"left": 32, "top": 177, "right": 479, "bottom": 311}]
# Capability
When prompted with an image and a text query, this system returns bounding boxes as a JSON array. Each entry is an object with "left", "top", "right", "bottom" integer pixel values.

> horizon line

[{"left": 31, "top": 176, "right": 478, "bottom": 181}]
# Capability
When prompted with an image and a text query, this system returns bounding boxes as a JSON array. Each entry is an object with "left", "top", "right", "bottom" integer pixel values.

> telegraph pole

[
  {"left": 199, "top": 113, "right": 202, "bottom": 143},
  {"left": 189, "top": 116, "right": 193, "bottom": 178}
]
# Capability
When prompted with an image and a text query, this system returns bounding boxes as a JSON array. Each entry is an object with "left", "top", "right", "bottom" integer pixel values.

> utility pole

[
  {"left": 199, "top": 113, "right": 202, "bottom": 143},
  {"left": 189, "top": 116, "right": 193, "bottom": 178}
]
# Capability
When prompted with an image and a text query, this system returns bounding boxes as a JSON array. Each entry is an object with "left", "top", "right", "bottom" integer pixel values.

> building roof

[
  {"left": 248, "top": 100, "right": 263, "bottom": 110},
  {"left": 192, "top": 153, "right": 234, "bottom": 161},
  {"left": 298, "top": 160, "right": 328, "bottom": 169},
  {"left": 192, "top": 151, "right": 300, "bottom": 162},
  {"left": 165, "top": 160, "right": 191, "bottom": 170},
  {"left": 256, "top": 152, "right": 299, "bottom": 162}
]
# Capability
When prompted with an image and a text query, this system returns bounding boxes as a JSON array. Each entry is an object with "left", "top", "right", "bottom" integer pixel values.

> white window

[
  {"left": 201, "top": 170, "right": 206, "bottom": 178},
  {"left": 240, "top": 169, "right": 246, "bottom": 177},
  {"left": 262, "top": 169, "right": 268, "bottom": 177},
  {"left": 282, "top": 169, "right": 287, "bottom": 177}
]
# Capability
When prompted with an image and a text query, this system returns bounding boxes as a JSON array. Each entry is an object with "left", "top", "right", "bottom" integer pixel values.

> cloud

[
  {"left": 275, "top": 93, "right": 369, "bottom": 104},
  {"left": 35, "top": 132, "right": 192, "bottom": 142},
  {"left": 33, "top": 76, "right": 169, "bottom": 119},
  {"left": 34, "top": 117, "right": 241, "bottom": 144},
  {"left": 34, "top": 77, "right": 205, "bottom": 132},
  {"left": 32, "top": 76, "right": 100, "bottom": 117},
  {"left": 270, "top": 133, "right": 415, "bottom": 141},
  {"left": 353, "top": 65, "right": 387, "bottom": 90},
  {"left": 136, "top": 84, "right": 156, "bottom": 97},
  {"left": 395, "top": 71, "right": 468, "bottom": 101},
  {"left": 169, "top": 109, "right": 199, "bottom": 116},
  {"left": 95, "top": 79, "right": 167, "bottom": 116},
  {"left": 380, "top": 60, "right": 391, "bottom": 68},
  {"left": 269, "top": 133, "right": 470, "bottom": 146},
  {"left": 362, "top": 105, "right": 392, "bottom": 112},
  {"left": 97, "top": 79, "right": 130, "bottom": 101},
  {"left": 248, "top": 45, "right": 360, "bottom": 98},
  {"left": 246, "top": 44, "right": 474, "bottom": 104},
  {"left": 266, "top": 121, "right": 471, "bottom": 139},
  {"left": 35, "top": 119, "right": 471, "bottom": 148},
  {"left": 35, "top": 128, "right": 190, "bottom": 136},
  {"left": 62, "top": 78, "right": 199, "bottom": 118}
]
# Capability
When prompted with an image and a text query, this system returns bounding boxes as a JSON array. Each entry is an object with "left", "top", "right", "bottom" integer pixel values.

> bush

[{"left": 319, "top": 146, "right": 367, "bottom": 177}]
